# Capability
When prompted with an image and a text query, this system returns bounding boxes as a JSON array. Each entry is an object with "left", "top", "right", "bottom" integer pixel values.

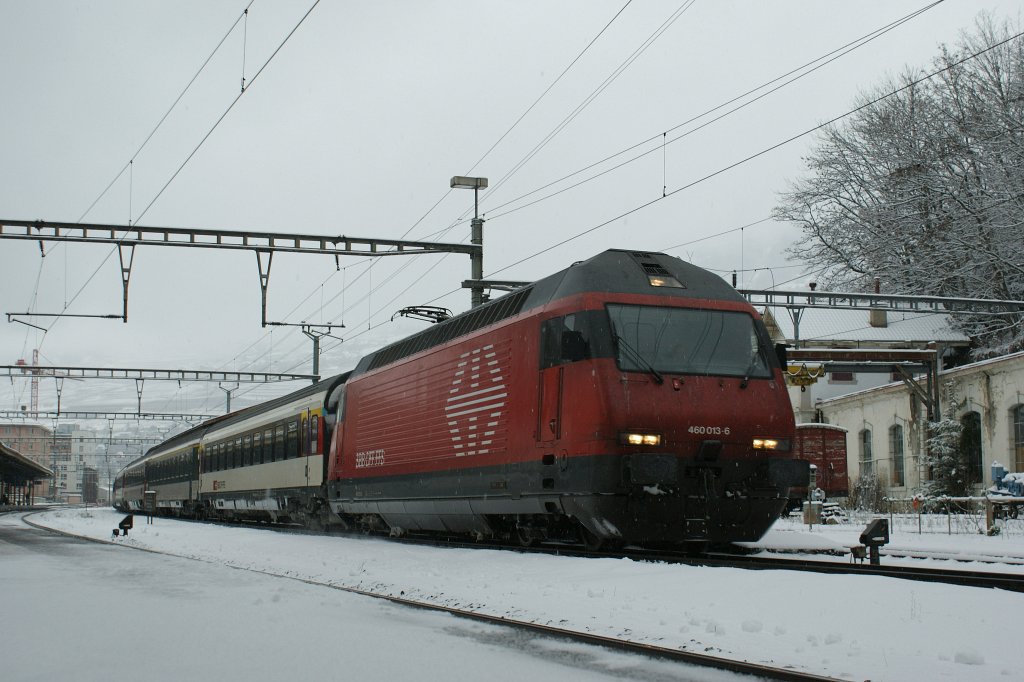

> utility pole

[
  {"left": 218, "top": 383, "right": 239, "bottom": 413},
  {"left": 301, "top": 324, "right": 343, "bottom": 382},
  {"left": 450, "top": 176, "right": 488, "bottom": 308}
]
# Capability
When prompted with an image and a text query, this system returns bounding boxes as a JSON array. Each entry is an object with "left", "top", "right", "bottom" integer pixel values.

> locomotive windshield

[{"left": 606, "top": 304, "right": 772, "bottom": 378}]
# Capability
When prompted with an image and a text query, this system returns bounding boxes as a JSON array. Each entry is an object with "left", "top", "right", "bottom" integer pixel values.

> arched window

[
  {"left": 859, "top": 429, "right": 873, "bottom": 477},
  {"left": 1012, "top": 405, "right": 1024, "bottom": 472},
  {"left": 960, "top": 411, "right": 983, "bottom": 484},
  {"left": 889, "top": 424, "right": 904, "bottom": 487}
]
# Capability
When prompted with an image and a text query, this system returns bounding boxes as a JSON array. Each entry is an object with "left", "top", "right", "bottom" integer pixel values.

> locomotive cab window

[
  {"left": 606, "top": 304, "right": 772, "bottom": 378},
  {"left": 540, "top": 311, "right": 612, "bottom": 369}
]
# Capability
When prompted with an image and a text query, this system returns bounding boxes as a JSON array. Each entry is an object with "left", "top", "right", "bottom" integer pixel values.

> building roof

[
  {"left": 816, "top": 349, "right": 1024, "bottom": 407},
  {"left": 0, "top": 441, "right": 53, "bottom": 483},
  {"left": 763, "top": 308, "right": 970, "bottom": 348}
]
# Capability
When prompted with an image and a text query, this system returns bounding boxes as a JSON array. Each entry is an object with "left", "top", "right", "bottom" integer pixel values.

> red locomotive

[
  {"left": 325, "top": 249, "right": 804, "bottom": 549},
  {"left": 116, "top": 250, "right": 806, "bottom": 550}
]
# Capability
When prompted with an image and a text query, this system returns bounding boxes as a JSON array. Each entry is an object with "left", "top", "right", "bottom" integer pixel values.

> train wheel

[{"left": 515, "top": 526, "right": 536, "bottom": 548}]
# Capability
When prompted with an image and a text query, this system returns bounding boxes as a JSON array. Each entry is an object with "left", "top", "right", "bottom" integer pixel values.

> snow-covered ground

[
  {"left": 15, "top": 508, "right": 1024, "bottom": 680},
  {"left": 750, "top": 515, "right": 1024, "bottom": 570}
]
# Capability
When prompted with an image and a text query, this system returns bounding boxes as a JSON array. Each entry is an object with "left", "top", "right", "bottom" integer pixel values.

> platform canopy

[{"left": 0, "top": 441, "right": 52, "bottom": 484}]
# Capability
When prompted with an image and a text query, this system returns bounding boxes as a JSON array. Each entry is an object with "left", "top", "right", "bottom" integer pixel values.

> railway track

[
  {"left": 67, "top": 501, "right": 1024, "bottom": 593},
  {"left": 22, "top": 511, "right": 843, "bottom": 682},
  {"left": 94, "top": 510, "right": 1024, "bottom": 592},
  {"left": 684, "top": 552, "right": 1024, "bottom": 592},
  {"left": 380, "top": 535, "right": 1024, "bottom": 592}
]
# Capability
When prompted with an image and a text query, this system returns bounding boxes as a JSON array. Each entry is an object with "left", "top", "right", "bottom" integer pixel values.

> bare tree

[{"left": 777, "top": 14, "right": 1024, "bottom": 355}]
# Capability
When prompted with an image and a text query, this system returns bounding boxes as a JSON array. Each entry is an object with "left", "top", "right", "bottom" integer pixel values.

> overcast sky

[{"left": 2, "top": 0, "right": 1022, "bottom": 420}]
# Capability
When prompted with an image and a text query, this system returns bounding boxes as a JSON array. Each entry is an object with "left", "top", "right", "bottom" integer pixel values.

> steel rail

[
  {"left": 686, "top": 552, "right": 1024, "bottom": 592},
  {"left": 384, "top": 535, "right": 1024, "bottom": 592}
]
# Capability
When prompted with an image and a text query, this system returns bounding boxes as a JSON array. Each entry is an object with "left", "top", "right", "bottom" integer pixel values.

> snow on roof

[
  {"left": 940, "top": 348, "right": 1024, "bottom": 376},
  {"left": 816, "top": 349, "right": 1024, "bottom": 406},
  {"left": 795, "top": 423, "right": 848, "bottom": 432},
  {"left": 763, "top": 307, "right": 970, "bottom": 345}
]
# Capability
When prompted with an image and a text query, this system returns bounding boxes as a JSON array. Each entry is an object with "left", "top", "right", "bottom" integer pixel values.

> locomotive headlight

[
  {"left": 620, "top": 432, "right": 662, "bottom": 446},
  {"left": 752, "top": 438, "right": 791, "bottom": 451}
]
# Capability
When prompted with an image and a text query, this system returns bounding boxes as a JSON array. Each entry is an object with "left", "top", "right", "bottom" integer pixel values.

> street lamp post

[{"left": 450, "top": 176, "right": 488, "bottom": 308}]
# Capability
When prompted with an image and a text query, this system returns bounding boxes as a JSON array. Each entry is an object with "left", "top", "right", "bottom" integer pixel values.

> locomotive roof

[
  {"left": 355, "top": 249, "right": 745, "bottom": 375},
  {"left": 525, "top": 249, "right": 744, "bottom": 304}
]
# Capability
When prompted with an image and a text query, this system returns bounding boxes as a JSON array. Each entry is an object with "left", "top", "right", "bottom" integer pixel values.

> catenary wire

[
  {"left": 40, "top": 1, "right": 322, "bottom": 342},
  {"left": 18, "top": 2, "right": 259, "bottom": 352},
  {"left": 478, "top": 1, "right": 698, "bottom": 211},
  {"left": 478, "top": 0, "right": 946, "bottom": 223},
  {"left": 237, "top": 14, "right": 987, "bottom": 395},
  {"left": 369, "top": 28, "right": 1024, "bottom": 328},
  {"left": 204, "top": 2, "right": 639, "bottom": 379},
  {"left": 25, "top": 5, "right": 999, "bottom": 413}
]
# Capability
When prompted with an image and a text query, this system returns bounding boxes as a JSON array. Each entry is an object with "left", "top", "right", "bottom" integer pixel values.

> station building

[
  {"left": 814, "top": 351, "right": 1024, "bottom": 496},
  {"left": 0, "top": 422, "right": 53, "bottom": 500},
  {"left": 761, "top": 304, "right": 1024, "bottom": 496},
  {"left": 0, "top": 440, "right": 52, "bottom": 506},
  {"left": 0, "top": 422, "right": 101, "bottom": 501}
]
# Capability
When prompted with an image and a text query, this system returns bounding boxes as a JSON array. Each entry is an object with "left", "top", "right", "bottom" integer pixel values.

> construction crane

[
  {"left": 14, "top": 349, "right": 76, "bottom": 414},
  {"left": 14, "top": 349, "right": 42, "bottom": 413}
]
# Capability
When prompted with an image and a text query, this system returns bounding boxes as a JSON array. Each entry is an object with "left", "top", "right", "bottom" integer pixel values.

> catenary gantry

[
  {"left": 739, "top": 288, "right": 1024, "bottom": 421},
  {"left": 741, "top": 288, "right": 1024, "bottom": 316},
  {"left": 0, "top": 365, "right": 317, "bottom": 414},
  {"left": 0, "top": 411, "right": 214, "bottom": 422},
  {"left": 0, "top": 366, "right": 316, "bottom": 382},
  {"left": 0, "top": 218, "right": 483, "bottom": 325}
]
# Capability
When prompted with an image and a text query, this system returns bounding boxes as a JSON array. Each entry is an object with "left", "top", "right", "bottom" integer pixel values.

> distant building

[
  {"left": 82, "top": 466, "right": 99, "bottom": 504},
  {"left": 0, "top": 422, "right": 53, "bottom": 499},
  {"left": 52, "top": 424, "right": 98, "bottom": 502},
  {"left": 757, "top": 303, "right": 1024, "bottom": 497}
]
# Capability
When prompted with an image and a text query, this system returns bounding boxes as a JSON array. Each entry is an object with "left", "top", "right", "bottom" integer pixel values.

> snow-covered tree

[
  {"left": 776, "top": 15, "right": 1024, "bottom": 355},
  {"left": 923, "top": 418, "right": 971, "bottom": 497}
]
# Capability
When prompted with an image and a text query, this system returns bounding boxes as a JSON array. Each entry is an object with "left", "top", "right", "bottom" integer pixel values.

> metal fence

[{"left": 846, "top": 496, "right": 1024, "bottom": 536}]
